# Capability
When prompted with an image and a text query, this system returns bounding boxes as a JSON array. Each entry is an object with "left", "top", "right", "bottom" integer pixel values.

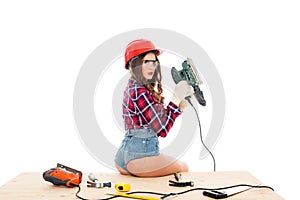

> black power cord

[
  {"left": 186, "top": 98, "right": 216, "bottom": 171},
  {"left": 74, "top": 184, "right": 167, "bottom": 200},
  {"left": 74, "top": 184, "right": 119, "bottom": 200},
  {"left": 74, "top": 183, "right": 274, "bottom": 200},
  {"left": 175, "top": 184, "right": 274, "bottom": 195}
]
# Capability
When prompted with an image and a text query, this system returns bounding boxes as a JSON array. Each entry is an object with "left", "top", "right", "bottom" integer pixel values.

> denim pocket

[
  {"left": 126, "top": 136, "right": 159, "bottom": 154},
  {"left": 127, "top": 137, "right": 147, "bottom": 153},
  {"left": 146, "top": 136, "right": 159, "bottom": 153}
]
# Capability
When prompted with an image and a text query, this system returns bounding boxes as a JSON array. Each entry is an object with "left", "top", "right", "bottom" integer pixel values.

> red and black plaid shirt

[{"left": 122, "top": 78, "right": 182, "bottom": 137}]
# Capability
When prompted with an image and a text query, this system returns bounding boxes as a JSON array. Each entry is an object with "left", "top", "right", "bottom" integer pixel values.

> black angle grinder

[{"left": 171, "top": 58, "right": 206, "bottom": 106}]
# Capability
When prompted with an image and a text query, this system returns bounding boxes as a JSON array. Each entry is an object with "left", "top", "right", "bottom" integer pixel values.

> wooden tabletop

[{"left": 0, "top": 171, "right": 283, "bottom": 199}]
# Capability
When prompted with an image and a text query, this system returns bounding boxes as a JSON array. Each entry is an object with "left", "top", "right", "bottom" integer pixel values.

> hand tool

[
  {"left": 174, "top": 172, "right": 181, "bottom": 182},
  {"left": 169, "top": 180, "right": 194, "bottom": 187},
  {"left": 169, "top": 173, "right": 194, "bottom": 187},
  {"left": 171, "top": 58, "right": 206, "bottom": 106},
  {"left": 87, "top": 173, "right": 111, "bottom": 188},
  {"left": 43, "top": 163, "right": 82, "bottom": 187},
  {"left": 115, "top": 183, "right": 131, "bottom": 192},
  {"left": 106, "top": 192, "right": 160, "bottom": 200}
]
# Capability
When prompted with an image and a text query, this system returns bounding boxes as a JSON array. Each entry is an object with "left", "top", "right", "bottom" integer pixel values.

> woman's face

[{"left": 142, "top": 52, "right": 158, "bottom": 80}]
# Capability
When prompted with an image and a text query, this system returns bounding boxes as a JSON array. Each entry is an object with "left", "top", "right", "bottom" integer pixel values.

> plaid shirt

[{"left": 122, "top": 78, "right": 182, "bottom": 137}]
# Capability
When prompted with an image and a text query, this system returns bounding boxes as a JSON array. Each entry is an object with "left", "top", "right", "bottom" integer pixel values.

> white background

[{"left": 1, "top": 1, "right": 299, "bottom": 199}]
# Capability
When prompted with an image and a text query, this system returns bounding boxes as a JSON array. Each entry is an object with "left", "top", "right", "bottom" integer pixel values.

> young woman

[{"left": 114, "top": 39, "right": 193, "bottom": 177}]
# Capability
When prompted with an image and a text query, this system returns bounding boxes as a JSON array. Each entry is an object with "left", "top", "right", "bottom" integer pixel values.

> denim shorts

[{"left": 114, "top": 128, "right": 160, "bottom": 172}]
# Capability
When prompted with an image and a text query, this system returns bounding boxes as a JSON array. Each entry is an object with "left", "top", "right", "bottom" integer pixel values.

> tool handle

[
  {"left": 193, "top": 86, "right": 206, "bottom": 106},
  {"left": 43, "top": 175, "right": 68, "bottom": 186},
  {"left": 88, "top": 173, "right": 98, "bottom": 182},
  {"left": 203, "top": 190, "right": 228, "bottom": 199}
]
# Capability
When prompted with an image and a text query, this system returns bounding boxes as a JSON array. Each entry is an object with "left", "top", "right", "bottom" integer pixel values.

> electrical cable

[
  {"left": 186, "top": 98, "right": 216, "bottom": 171},
  {"left": 74, "top": 185, "right": 168, "bottom": 200},
  {"left": 74, "top": 185, "right": 88, "bottom": 200},
  {"left": 74, "top": 185, "right": 119, "bottom": 200},
  {"left": 173, "top": 184, "right": 274, "bottom": 196},
  {"left": 74, "top": 183, "right": 274, "bottom": 200},
  {"left": 114, "top": 184, "right": 274, "bottom": 198}
]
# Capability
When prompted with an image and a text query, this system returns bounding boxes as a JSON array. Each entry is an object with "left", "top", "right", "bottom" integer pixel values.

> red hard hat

[{"left": 124, "top": 39, "right": 162, "bottom": 69}]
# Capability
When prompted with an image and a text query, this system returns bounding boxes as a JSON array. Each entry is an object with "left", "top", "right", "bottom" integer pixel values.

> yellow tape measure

[
  {"left": 115, "top": 183, "right": 131, "bottom": 192},
  {"left": 107, "top": 192, "right": 160, "bottom": 200}
]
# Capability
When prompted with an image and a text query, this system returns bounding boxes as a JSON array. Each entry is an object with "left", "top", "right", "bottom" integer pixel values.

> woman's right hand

[{"left": 171, "top": 81, "right": 194, "bottom": 106}]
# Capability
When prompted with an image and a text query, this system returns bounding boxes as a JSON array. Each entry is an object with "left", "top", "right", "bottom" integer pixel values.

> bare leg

[
  {"left": 115, "top": 164, "right": 130, "bottom": 175},
  {"left": 126, "top": 154, "right": 188, "bottom": 177}
]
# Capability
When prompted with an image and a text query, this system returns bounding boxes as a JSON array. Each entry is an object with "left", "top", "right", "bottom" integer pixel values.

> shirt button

[{"left": 142, "top": 140, "right": 146, "bottom": 144}]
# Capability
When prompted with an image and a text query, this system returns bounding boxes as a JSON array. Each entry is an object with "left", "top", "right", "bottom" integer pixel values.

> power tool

[
  {"left": 171, "top": 58, "right": 206, "bottom": 106},
  {"left": 43, "top": 163, "right": 82, "bottom": 187},
  {"left": 172, "top": 58, "right": 216, "bottom": 170}
]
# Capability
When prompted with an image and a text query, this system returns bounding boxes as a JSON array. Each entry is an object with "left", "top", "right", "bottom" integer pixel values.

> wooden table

[{"left": 0, "top": 171, "right": 283, "bottom": 199}]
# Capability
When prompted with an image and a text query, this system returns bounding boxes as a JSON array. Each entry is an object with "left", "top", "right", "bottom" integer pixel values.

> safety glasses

[{"left": 142, "top": 60, "right": 158, "bottom": 67}]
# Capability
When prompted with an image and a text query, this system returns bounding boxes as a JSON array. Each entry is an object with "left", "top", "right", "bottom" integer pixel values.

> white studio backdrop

[{"left": 1, "top": 1, "right": 300, "bottom": 199}]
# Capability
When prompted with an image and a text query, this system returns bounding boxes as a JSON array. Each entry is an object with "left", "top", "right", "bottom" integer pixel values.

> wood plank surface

[{"left": 0, "top": 171, "right": 283, "bottom": 199}]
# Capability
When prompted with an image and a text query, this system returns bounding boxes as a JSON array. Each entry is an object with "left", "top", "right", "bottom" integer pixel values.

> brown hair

[{"left": 129, "top": 51, "right": 165, "bottom": 104}]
